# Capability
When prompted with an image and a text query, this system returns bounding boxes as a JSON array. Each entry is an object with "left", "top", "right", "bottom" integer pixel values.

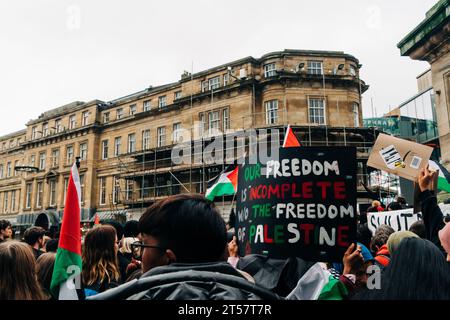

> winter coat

[{"left": 86, "top": 261, "right": 281, "bottom": 300}]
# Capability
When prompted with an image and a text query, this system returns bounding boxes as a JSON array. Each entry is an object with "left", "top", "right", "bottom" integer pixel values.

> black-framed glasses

[{"left": 130, "top": 241, "right": 166, "bottom": 259}]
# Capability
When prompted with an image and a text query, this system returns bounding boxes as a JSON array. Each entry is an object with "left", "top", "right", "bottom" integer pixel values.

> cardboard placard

[
  {"left": 367, "top": 209, "right": 422, "bottom": 235},
  {"left": 367, "top": 133, "right": 433, "bottom": 181},
  {"left": 235, "top": 147, "right": 357, "bottom": 262}
]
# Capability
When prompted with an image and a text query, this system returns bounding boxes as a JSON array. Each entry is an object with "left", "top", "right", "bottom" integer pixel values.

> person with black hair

[
  {"left": 409, "top": 220, "right": 427, "bottom": 239},
  {"left": 353, "top": 238, "right": 450, "bottom": 300},
  {"left": 88, "top": 194, "right": 278, "bottom": 300},
  {"left": 0, "top": 220, "right": 12, "bottom": 243},
  {"left": 356, "top": 223, "right": 372, "bottom": 250},
  {"left": 23, "top": 226, "right": 45, "bottom": 259},
  {"left": 123, "top": 220, "right": 139, "bottom": 238},
  {"left": 45, "top": 238, "right": 59, "bottom": 253}
]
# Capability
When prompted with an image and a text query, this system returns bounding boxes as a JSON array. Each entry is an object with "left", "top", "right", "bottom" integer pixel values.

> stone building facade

[{"left": 0, "top": 49, "right": 374, "bottom": 229}]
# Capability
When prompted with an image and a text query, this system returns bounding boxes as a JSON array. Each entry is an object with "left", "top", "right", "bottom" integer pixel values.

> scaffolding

[{"left": 112, "top": 123, "right": 380, "bottom": 220}]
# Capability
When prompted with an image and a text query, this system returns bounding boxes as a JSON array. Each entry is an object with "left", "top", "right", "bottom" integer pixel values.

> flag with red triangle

[
  {"left": 50, "top": 162, "right": 82, "bottom": 300},
  {"left": 205, "top": 165, "right": 238, "bottom": 201},
  {"left": 283, "top": 125, "right": 301, "bottom": 148}
]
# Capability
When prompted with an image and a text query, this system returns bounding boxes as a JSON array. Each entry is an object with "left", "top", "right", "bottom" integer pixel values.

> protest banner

[
  {"left": 236, "top": 147, "right": 357, "bottom": 262},
  {"left": 367, "top": 209, "right": 422, "bottom": 235},
  {"left": 367, "top": 133, "right": 433, "bottom": 181}
]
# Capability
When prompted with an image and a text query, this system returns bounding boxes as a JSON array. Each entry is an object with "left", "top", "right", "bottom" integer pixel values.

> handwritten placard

[{"left": 236, "top": 147, "right": 357, "bottom": 262}]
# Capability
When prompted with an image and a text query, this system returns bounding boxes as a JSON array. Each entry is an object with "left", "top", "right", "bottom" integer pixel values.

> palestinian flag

[
  {"left": 205, "top": 165, "right": 238, "bottom": 201},
  {"left": 287, "top": 263, "right": 348, "bottom": 300},
  {"left": 50, "top": 162, "right": 82, "bottom": 300},
  {"left": 429, "top": 160, "right": 450, "bottom": 193},
  {"left": 283, "top": 125, "right": 301, "bottom": 148}
]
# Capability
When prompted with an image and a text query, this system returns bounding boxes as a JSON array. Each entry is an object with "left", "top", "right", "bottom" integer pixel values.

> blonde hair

[
  {"left": 0, "top": 241, "right": 46, "bottom": 300},
  {"left": 119, "top": 237, "right": 138, "bottom": 255},
  {"left": 372, "top": 200, "right": 381, "bottom": 207}
]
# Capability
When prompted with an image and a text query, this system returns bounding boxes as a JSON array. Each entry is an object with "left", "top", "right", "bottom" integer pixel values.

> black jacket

[
  {"left": 87, "top": 262, "right": 281, "bottom": 300},
  {"left": 419, "top": 190, "right": 446, "bottom": 254}
]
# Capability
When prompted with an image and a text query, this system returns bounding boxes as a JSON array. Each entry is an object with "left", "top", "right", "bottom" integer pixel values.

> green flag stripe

[
  {"left": 438, "top": 176, "right": 450, "bottom": 193},
  {"left": 50, "top": 247, "right": 82, "bottom": 298},
  {"left": 206, "top": 182, "right": 235, "bottom": 200}
]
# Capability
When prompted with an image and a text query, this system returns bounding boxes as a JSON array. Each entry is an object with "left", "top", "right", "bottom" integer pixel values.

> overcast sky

[{"left": 0, "top": 0, "right": 436, "bottom": 136}]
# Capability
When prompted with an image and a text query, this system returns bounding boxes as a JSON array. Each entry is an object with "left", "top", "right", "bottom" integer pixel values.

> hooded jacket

[{"left": 87, "top": 262, "right": 281, "bottom": 300}]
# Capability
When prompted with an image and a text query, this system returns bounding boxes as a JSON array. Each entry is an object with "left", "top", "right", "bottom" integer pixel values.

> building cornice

[{"left": 398, "top": 0, "right": 449, "bottom": 57}]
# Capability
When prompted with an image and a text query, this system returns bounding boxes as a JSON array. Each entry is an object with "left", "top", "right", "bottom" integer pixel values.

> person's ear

[{"left": 165, "top": 249, "right": 177, "bottom": 264}]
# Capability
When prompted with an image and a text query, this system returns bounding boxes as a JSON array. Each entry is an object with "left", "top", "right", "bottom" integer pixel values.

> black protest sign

[{"left": 236, "top": 147, "right": 357, "bottom": 262}]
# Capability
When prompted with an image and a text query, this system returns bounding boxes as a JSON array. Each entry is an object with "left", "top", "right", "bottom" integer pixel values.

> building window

[
  {"left": 199, "top": 113, "right": 206, "bottom": 136},
  {"left": 223, "top": 74, "right": 229, "bottom": 86},
  {"left": 39, "top": 153, "right": 46, "bottom": 170},
  {"left": 6, "top": 162, "right": 11, "bottom": 177},
  {"left": 116, "top": 108, "right": 124, "bottom": 119},
  {"left": 11, "top": 190, "right": 16, "bottom": 212},
  {"left": 349, "top": 66, "right": 356, "bottom": 76},
  {"left": 307, "top": 61, "right": 323, "bottom": 75},
  {"left": 17, "top": 138, "right": 21, "bottom": 146},
  {"left": 114, "top": 137, "right": 122, "bottom": 156},
  {"left": 126, "top": 180, "right": 134, "bottom": 201},
  {"left": 30, "top": 155, "right": 36, "bottom": 168},
  {"left": 264, "top": 63, "right": 276, "bottom": 77},
  {"left": 113, "top": 176, "right": 120, "bottom": 204},
  {"left": 158, "top": 96, "right": 167, "bottom": 109},
  {"left": 143, "top": 100, "right": 151, "bottom": 112},
  {"left": 43, "top": 123, "right": 49, "bottom": 137},
  {"left": 79, "top": 143, "right": 87, "bottom": 160},
  {"left": 208, "top": 111, "right": 220, "bottom": 134},
  {"left": 99, "top": 177, "right": 106, "bottom": 205},
  {"left": 32, "top": 126, "right": 37, "bottom": 139},
  {"left": 69, "top": 115, "right": 76, "bottom": 129},
  {"left": 142, "top": 130, "right": 151, "bottom": 150},
  {"left": 308, "top": 98, "right": 326, "bottom": 125},
  {"left": 79, "top": 174, "right": 85, "bottom": 204},
  {"left": 223, "top": 108, "right": 230, "bottom": 131},
  {"left": 157, "top": 127, "right": 166, "bottom": 147},
  {"left": 14, "top": 160, "right": 19, "bottom": 176},
  {"left": 82, "top": 111, "right": 89, "bottom": 126},
  {"left": 3, "top": 192, "right": 8, "bottom": 213},
  {"left": 51, "top": 149, "right": 60, "bottom": 168},
  {"left": 129, "top": 104, "right": 137, "bottom": 115},
  {"left": 66, "top": 146, "right": 74, "bottom": 165},
  {"left": 49, "top": 179, "right": 57, "bottom": 206},
  {"left": 102, "top": 140, "right": 109, "bottom": 160},
  {"left": 173, "top": 123, "right": 182, "bottom": 142},
  {"left": 36, "top": 182, "right": 43, "bottom": 208},
  {"left": 128, "top": 133, "right": 136, "bottom": 153},
  {"left": 174, "top": 91, "right": 182, "bottom": 100},
  {"left": 353, "top": 102, "right": 360, "bottom": 127},
  {"left": 265, "top": 100, "right": 279, "bottom": 125},
  {"left": 25, "top": 183, "right": 32, "bottom": 209},
  {"left": 0, "top": 164, "right": 3, "bottom": 179},
  {"left": 55, "top": 119, "right": 62, "bottom": 133},
  {"left": 103, "top": 112, "right": 110, "bottom": 123},
  {"left": 63, "top": 178, "right": 69, "bottom": 205},
  {"left": 208, "top": 76, "right": 220, "bottom": 90},
  {"left": 201, "top": 80, "right": 208, "bottom": 93}
]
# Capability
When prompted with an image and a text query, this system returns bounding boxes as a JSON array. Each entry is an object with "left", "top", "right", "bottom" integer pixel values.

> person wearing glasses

[{"left": 88, "top": 194, "right": 279, "bottom": 300}]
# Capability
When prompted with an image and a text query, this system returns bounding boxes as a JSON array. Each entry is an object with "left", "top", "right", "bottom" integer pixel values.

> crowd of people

[{"left": 1, "top": 166, "right": 450, "bottom": 300}]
